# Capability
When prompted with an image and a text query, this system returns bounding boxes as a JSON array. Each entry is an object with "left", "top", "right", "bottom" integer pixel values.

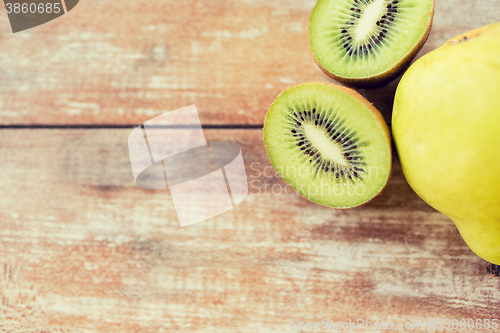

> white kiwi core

[
  {"left": 355, "top": 0, "right": 385, "bottom": 43},
  {"left": 303, "top": 123, "right": 347, "bottom": 166}
]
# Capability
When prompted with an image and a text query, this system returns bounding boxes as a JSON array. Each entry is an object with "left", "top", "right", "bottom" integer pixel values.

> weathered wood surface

[
  {"left": 0, "top": 129, "right": 499, "bottom": 332},
  {"left": 1, "top": 0, "right": 500, "bottom": 332},
  {"left": 0, "top": 0, "right": 499, "bottom": 125}
]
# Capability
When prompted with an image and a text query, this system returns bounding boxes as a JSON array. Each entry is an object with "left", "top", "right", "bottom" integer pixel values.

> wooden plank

[
  {"left": 0, "top": 0, "right": 499, "bottom": 125},
  {"left": 0, "top": 129, "right": 498, "bottom": 332}
]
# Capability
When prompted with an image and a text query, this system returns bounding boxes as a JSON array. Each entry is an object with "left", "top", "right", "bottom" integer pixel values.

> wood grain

[
  {"left": 0, "top": 129, "right": 499, "bottom": 332},
  {"left": 1, "top": 0, "right": 500, "bottom": 331},
  {"left": 0, "top": 0, "right": 499, "bottom": 125}
]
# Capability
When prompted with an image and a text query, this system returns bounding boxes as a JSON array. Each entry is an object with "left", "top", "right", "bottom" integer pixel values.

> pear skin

[{"left": 392, "top": 23, "right": 500, "bottom": 265}]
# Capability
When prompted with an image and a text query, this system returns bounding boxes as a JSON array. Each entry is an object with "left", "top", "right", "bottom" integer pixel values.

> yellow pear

[{"left": 392, "top": 23, "right": 500, "bottom": 265}]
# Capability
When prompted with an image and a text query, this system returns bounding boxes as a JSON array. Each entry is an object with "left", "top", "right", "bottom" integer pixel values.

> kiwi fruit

[
  {"left": 309, "top": 0, "right": 434, "bottom": 88},
  {"left": 264, "top": 82, "right": 392, "bottom": 208}
]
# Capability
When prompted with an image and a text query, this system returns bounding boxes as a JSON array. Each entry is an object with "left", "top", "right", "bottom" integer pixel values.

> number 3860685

[{"left": 5, "top": 2, "right": 62, "bottom": 14}]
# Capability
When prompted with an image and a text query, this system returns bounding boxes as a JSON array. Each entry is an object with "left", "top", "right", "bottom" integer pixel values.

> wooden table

[{"left": 1, "top": 1, "right": 499, "bottom": 332}]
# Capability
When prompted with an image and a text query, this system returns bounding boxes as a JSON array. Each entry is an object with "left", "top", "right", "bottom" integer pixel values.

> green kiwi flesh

[
  {"left": 309, "top": 0, "right": 434, "bottom": 88},
  {"left": 264, "top": 82, "right": 392, "bottom": 208}
]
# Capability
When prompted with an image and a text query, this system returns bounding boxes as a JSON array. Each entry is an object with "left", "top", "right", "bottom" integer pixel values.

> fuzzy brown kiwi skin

[
  {"left": 263, "top": 81, "right": 393, "bottom": 209},
  {"left": 311, "top": 3, "right": 435, "bottom": 90}
]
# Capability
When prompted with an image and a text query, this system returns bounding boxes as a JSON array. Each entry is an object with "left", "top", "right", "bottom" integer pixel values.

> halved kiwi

[
  {"left": 264, "top": 82, "right": 392, "bottom": 208},
  {"left": 309, "top": 0, "right": 434, "bottom": 88}
]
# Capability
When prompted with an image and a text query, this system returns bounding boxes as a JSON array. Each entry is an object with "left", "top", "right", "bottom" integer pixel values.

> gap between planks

[{"left": 0, "top": 124, "right": 264, "bottom": 129}]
